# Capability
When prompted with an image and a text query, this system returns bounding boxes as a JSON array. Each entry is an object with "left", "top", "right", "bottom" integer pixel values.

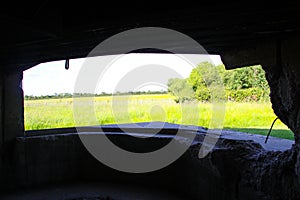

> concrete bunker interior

[{"left": 1, "top": 2, "right": 300, "bottom": 200}]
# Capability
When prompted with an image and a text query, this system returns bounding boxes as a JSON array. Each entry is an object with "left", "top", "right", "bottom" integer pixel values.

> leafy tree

[
  {"left": 167, "top": 78, "right": 194, "bottom": 103},
  {"left": 187, "top": 62, "right": 224, "bottom": 102},
  {"left": 168, "top": 62, "right": 270, "bottom": 103}
]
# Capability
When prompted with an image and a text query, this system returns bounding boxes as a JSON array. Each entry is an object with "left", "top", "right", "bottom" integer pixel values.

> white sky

[{"left": 23, "top": 54, "right": 223, "bottom": 96}]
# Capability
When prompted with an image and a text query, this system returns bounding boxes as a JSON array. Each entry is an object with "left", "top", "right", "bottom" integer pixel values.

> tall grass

[{"left": 24, "top": 94, "right": 293, "bottom": 139}]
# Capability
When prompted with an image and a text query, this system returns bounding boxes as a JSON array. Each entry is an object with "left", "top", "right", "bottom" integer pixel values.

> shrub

[{"left": 227, "top": 88, "right": 270, "bottom": 102}]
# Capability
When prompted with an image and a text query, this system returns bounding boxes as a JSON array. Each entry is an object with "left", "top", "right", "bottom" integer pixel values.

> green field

[{"left": 24, "top": 94, "right": 294, "bottom": 140}]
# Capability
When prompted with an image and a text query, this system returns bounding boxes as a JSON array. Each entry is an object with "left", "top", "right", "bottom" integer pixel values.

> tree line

[
  {"left": 167, "top": 62, "right": 270, "bottom": 103},
  {"left": 24, "top": 90, "right": 167, "bottom": 100}
]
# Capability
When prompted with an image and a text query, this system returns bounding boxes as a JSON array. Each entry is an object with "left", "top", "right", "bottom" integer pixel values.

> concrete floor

[{"left": 1, "top": 182, "right": 185, "bottom": 200}]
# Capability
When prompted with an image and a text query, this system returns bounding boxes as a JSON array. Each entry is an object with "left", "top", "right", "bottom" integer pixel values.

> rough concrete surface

[{"left": 0, "top": 122, "right": 298, "bottom": 200}]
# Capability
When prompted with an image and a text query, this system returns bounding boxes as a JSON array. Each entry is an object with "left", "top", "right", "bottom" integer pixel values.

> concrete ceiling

[{"left": 0, "top": 1, "right": 299, "bottom": 71}]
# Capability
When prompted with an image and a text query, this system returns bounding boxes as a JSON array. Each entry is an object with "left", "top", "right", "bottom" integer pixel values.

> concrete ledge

[{"left": 0, "top": 122, "right": 298, "bottom": 199}]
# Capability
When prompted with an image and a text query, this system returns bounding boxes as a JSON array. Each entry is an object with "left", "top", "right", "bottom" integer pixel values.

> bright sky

[{"left": 23, "top": 54, "right": 223, "bottom": 96}]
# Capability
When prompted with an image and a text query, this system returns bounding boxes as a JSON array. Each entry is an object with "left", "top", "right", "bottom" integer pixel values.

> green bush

[
  {"left": 167, "top": 78, "right": 195, "bottom": 103},
  {"left": 227, "top": 88, "right": 270, "bottom": 102},
  {"left": 195, "top": 87, "right": 211, "bottom": 102}
]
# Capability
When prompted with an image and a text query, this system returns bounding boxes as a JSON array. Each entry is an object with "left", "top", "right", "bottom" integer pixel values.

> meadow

[{"left": 24, "top": 94, "right": 294, "bottom": 140}]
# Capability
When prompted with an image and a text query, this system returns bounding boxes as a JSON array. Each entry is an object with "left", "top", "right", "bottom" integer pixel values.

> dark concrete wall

[
  {"left": 3, "top": 71, "right": 24, "bottom": 140},
  {"left": 0, "top": 131, "right": 298, "bottom": 200},
  {"left": 221, "top": 36, "right": 300, "bottom": 198},
  {"left": 0, "top": 73, "right": 3, "bottom": 192},
  {"left": 2, "top": 133, "right": 191, "bottom": 197},
  {"left": 264, "top": 38, "right": 300, "bottom": 143},
  {"left": 0, "top": 73, "right": 3, "bottom": 149},
  {"left": 0, "top": 70, "right": 24, "bottom": 194},
  {"left": 0, "top": 70, "right": 24, "bottom": 144}
]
